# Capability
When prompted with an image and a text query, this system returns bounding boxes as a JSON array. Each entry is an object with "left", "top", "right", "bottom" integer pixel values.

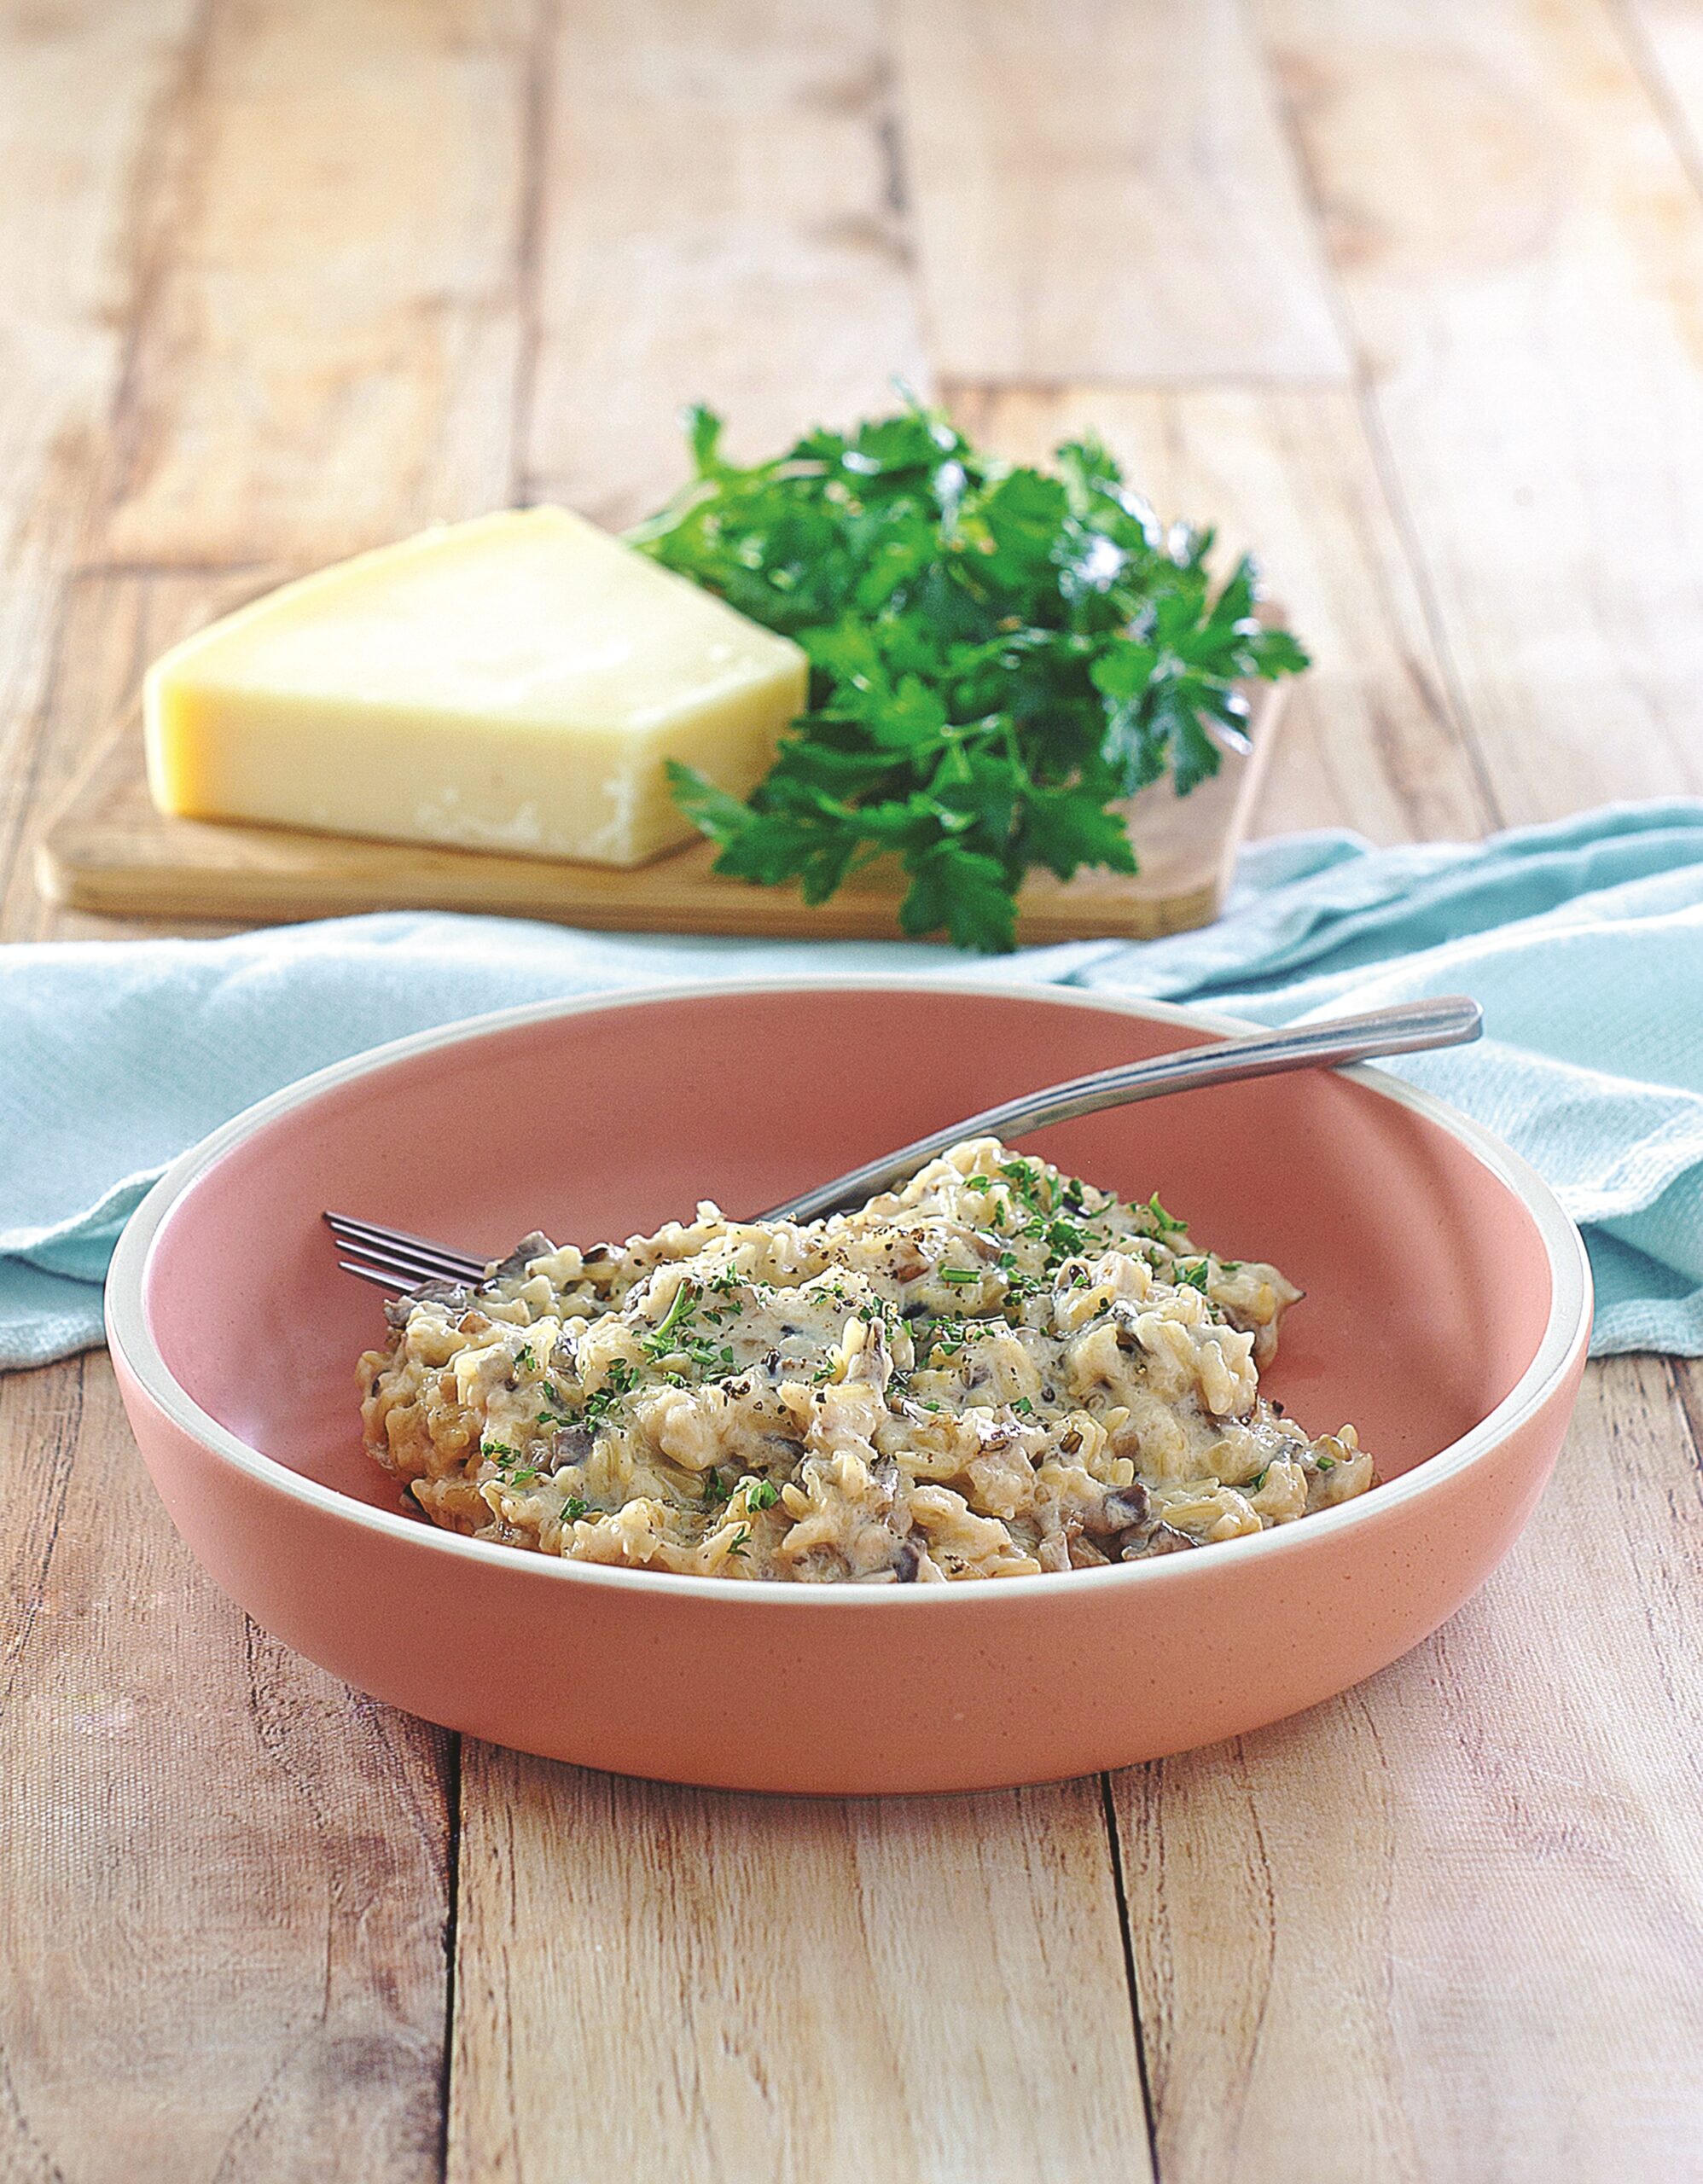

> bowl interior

[{"left": 140, "top": 985, "right": 1556, "bottom": 1519}]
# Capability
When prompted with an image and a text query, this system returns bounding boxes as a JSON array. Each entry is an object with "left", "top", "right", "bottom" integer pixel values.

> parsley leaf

[
  {"left": 1142, "top": 1193, "right": 1188, "bottom": 1235},
  {"left": 639, "top": 400, "right": 1307, "bottom": 951}
]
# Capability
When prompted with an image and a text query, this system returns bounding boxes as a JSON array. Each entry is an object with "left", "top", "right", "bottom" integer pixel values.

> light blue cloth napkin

[{"left": 8, "top": 800, "right": 1703, "bottom": 1368}]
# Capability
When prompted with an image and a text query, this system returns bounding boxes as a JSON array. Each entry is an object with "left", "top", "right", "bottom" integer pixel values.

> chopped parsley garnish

[
  {"left": 745, "top": 1479, "right": 781, "bottom": 1512},
  {"left": 1316, "top": 1453, "right": 1336, "bottom": 1472},
  {"left": 1142, "top": 1193, "right": 1187, "bottom": 1234},
  {"left": 701, "top": 1472, "right": 733, "bottom": 1507},
  {"left": 1011, "top": 1396, "right": 1033, "bottom": 1415},
  {"left": 644, "top": 399, "right": 1306, "bottom": 952},
  {"left": 643, "top": 1279, "right": 699, "bottom": 1350},
  {"left": 939, "top": 1267, "right": 979, "bottom": 1287},
  {"left": 1175, "top": 1259, "right": 1212, "bottom": 1293},
  {"left": 725, "top": 1526, "right": 752, "bottom": 1559},
  {"left": 485, "top": 1442, "right": 543, "bottom": 1487},
  {"left": 581, "top": 1356, "right": 638, "bottom": 1427},
  {"left": 999, "top": 1159, "right": 1053, "bottom": 1216},
  {"left": 514, "top": 1344, "right": 536, "bottom": 1373},
  {"left": 561, "top": 1495, "right": 590, "bottom": 1522}
]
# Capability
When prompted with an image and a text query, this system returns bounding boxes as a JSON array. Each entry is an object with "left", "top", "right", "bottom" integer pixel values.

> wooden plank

[
  {"left": 894, "top": 0, "right": 1351, "bottom": 384},
  {"left": 0, "top": 1356, "right": 451, "bottom": 2183},
  {"left": 448, "top": 1749, "right": 1152, "bottom": 2184},
  {"left": 0, "top": 0, "right": 551, "bottom": 2168},
  {"left": 101, "top": 0, "right": 536, "bottom": 568},
  {"left": 522, "top": 0, "right": 930, "bottom": 529},
  {"left": 0, "top": 0, "right": 195, "bottom": 915},
  {"left": 1110, "top": 1357, "right": 1703, "bottom": 2183},
  {"left": 955, "top": 384, "right": 1495, "bottom": 843},
  {"left": 0, "top": 571, "right": 251, "bottom": 940},
  {"left": 1256, "top": 0, "right": 1703, "bottom": 812},
  {"left": 36, "top": 677, "right": 1284, "bottom": 944}
]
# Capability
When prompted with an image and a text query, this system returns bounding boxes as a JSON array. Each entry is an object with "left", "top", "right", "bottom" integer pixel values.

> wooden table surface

[{"left": 3, "top": 3, "right": 1702, "bottom": 2178}]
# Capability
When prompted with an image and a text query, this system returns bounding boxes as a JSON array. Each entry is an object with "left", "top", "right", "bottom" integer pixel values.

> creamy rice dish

[{"left": 360, "top": 1138, "right": 1375, "bottom": 1583}]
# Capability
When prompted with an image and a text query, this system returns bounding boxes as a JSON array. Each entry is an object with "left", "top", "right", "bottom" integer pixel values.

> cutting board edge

[{"left": 38, "top": 681, "right": 1285, "bottom": 944}]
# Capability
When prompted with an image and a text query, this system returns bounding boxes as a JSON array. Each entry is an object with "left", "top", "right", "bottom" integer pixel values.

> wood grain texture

[
  {"left": 521, "top": 0, "right": 930, "bottom": 529},
  {"left": 0, "top": 1, "right": 542, "bottom": 2170},
  {"left": 956, "top": 385, "right": 1495, "bottom": 843},
  {"left": 3, "top": 0, "right": 1703, "bottom": 2177},
  {"left": 0, "top": 572, "right": 249, "bottom": 940},
  {"left": 896, "top": 0, "right": 1350, "bottom": 383},
  {"left": 0, "top": 0, "right": 196, "bottom": 917},
  {"left": 101, "top": 0, "right": 536, "bottom": 567},
  {"left": 448, "top": 1750, "right": 1152, "bottom": 2184},
  {"left": 1258, "top": 0, "right": 1703, "bottom": 814},
  {"left": 0, "top": 1357, "right": 450, "bottom": 2184},
  {"left": 1112, "top": 1356, "right": 1703, "bottom": 2184},
  {"left": 38, "top": 680, "right": 1282, "bottom": 942}
]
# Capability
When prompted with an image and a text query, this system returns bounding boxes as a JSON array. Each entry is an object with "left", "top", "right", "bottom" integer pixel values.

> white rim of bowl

[{"left": 106, "top": 974, "right": 1593, "bottom": 1606}]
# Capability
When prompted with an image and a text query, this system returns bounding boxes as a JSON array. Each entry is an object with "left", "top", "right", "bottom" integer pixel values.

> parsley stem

[{"left": 648, "top": 1279, "right": 697, "bottom": 1344}]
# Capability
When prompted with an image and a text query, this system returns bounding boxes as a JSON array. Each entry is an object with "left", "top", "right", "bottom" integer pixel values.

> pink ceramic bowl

[{"left": 107, "top": 979, "right": 1590, "bottom": 1794}]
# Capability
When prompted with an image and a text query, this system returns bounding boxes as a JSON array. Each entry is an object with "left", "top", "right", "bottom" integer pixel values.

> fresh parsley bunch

[{"left": 636, "top": 400, "right": 1307, "bottom": 953}]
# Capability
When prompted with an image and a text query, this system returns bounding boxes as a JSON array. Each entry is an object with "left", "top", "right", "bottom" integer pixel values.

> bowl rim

[{"left": 106, "top": 974, "right": 1593, "bottom": 1607}]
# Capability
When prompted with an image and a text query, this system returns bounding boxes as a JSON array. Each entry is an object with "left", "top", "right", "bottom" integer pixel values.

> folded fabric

[{"left": 7, "top": 799, "right": 1703, "bottom": 1369}]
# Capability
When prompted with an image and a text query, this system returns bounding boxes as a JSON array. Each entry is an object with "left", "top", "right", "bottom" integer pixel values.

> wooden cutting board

[{"left": 36, "top": 683, "right": 1282, "bottom": 944}]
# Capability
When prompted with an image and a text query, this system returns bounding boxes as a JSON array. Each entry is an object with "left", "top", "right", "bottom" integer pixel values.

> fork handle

[{"left": 759, "top": 995, "right": 1483, "bottom": 1225}]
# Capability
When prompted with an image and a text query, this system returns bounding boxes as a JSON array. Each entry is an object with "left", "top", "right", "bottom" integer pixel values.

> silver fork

[{"left": 325, "top": 994, "right": 1482, "bottom": 1295}]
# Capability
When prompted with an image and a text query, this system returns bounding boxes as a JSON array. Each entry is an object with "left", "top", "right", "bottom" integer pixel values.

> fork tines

[{"left": 323, "top": 1211, "right": 487, "bottom": 1295}]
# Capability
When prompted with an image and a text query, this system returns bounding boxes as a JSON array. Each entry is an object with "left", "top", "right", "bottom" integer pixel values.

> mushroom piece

[
  {"left": 486, "top": 1231, "right": 558, "bottom": 1284},
  {"left": 1081, "top": 1482, "right": 1151, "bottom": 1536},
  {"left": 1122, "top": 1519, "right": 1197, "bottom": 1560},
  {"left": 383, "top": 1278, "right": 472, "bottom": 1328},
  {"left": 550, "top": 1423, "right": 594, "bottom": 1466}
]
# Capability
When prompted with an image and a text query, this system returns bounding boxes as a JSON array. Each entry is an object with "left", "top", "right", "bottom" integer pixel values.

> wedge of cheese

[{"left": 143, "top": 508, "right": 807, "bottom": 867}]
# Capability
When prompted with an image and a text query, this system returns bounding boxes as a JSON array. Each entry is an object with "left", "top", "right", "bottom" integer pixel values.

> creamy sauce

[{"left": 360, "top": 1137, "right": 1375, "bottom": 1583}]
